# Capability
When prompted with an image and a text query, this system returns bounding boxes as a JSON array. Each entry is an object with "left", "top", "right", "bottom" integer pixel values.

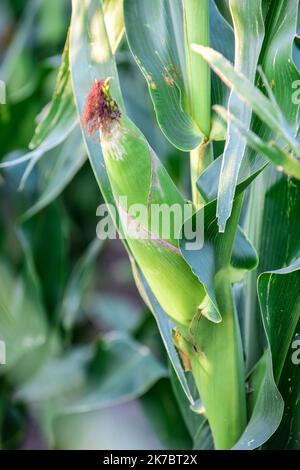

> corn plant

[{"left": 4, "top": 0, "right": 300, "bottom": 450}]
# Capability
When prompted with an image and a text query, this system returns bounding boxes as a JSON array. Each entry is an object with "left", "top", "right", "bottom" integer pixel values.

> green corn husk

[{"left": 90, "top": 85, "right": 205, "bottom": 327}]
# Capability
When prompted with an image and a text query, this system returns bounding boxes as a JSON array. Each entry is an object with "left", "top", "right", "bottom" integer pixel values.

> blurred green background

[{"left": 0, "top": 0, "right": 193, "bottom": 450}]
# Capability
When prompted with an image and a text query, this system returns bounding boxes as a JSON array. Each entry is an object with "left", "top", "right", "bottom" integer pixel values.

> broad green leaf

[
  {"left": 216, "top": 0, "right": 264, "bottom": 232},
  {"left": 258, "top": 260, "right": 300, "bottom": 449},
  {"left": 124, "top": 0, "right": 201, "bottom": 150},
  {"left": 232, "top": 350, "right": 284, "bottom": 450},
  {"left": 15, "top": 347, "right": 93, "bottom": 403},
  {"left": 30, "top": 0, "right": 124, "bottom": 151},
  {"left": 65, "top": 333, "right": 167, "bottom": 413},
  {"left": 258, "top": 259, "right": 300, "bottom": 383},
  {"left": 16, "top": 334, "right": 166, "bottom": 448},
  {"left": 124, "top": 0, "right": 234, "bottom": 148},
  {"left": 26, "top": 0, "right": 123, "bottom": 153},
  {"left": 232, "top": 259, "right": 300, "bottom": 449},
  {"left": 266, "top": 320, "right": 300, "bottom": 449},
  {"left": 70, "top": 0, "right": 124, "bottom": 218},
  {"left": 20, "top": 128, "right": 86, "bottom": 221},
  {"left": 17, "top": 333, "right": 166, "bottom": 411},
  {"left": 245, "top": 171, "right": 300, "bottom": 372}
]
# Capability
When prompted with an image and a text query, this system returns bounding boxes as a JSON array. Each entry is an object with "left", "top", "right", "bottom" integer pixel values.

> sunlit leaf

[
  {"left": 215, "top": 0, "right": 265, "bottom": 232},
  {"left": 215, "top": 105, "right": 300, "bottom": 180},
  {"left": 192, "top": 44, "right": 300, "bottom": 157}
]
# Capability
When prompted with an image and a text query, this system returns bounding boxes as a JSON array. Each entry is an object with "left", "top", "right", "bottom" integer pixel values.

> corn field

[{"left": 0, "top": 0, "right": 299, "bottom": 452}]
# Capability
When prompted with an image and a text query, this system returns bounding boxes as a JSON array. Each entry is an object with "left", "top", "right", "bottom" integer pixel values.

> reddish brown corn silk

[{"left": 82, "top": 79, "right": 121, "bottom": 138}]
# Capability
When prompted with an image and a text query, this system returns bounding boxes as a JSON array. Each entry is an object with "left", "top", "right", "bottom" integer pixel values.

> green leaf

[
  {"left": 209, "top": 0, "right": 234, "bottom": 140},
  {"left": 215, "top": 105, "right": 300, "bottom": 180},
  {"left": 70, "top": 0, "right": 124, "bottom": 214},
  {"left": 26, "top": 333, "right": 166, "bottom": 414},
  {"left": 123, "top": 0, "right": 234, "bottom": 148},
  {"left": 258, "top": 258, "right": 300, "bottom": 380},
  {"left": 30, "top": 0, "right": 124, "bottom": 151},
  {"left": 233, "top": 4, "right": 300, "bottom": 448},
  {"left": 103, "top": 0, "right": 125, "bottom": 53},
  {"left": 266, "top": 321, "right": 300, "bottom": 449},
  {"left": 29, "top": 33, "right": 76, "bottom": 150},
  {"left": 131, "top": 262, "right": 197, "bottom": 407},
  {"left": 67, "top": 333, "right": 167, "bottom": 413},
  {"left": 180, "top": 199, "right": 258, "bottom": 318},
  {"left": 258, "top": 261, "right": 300, "bottom": 446},
  {"left": 124, "top": 0, "right": 202, "bottom": 150},
  {"left": 0, "top": 116, "right": 77, "bottom": 190},
  {"left": 20, "top": 128, "right": 86, "bottom": 221},
  {"left": 15, "top": 347, "right": 93, "bottom": 403},
  {"left": 87, "top": 292, "right": 142, "bottom": 333},
  {"left": 169, "top": 365, "right": 213, "bottom": 450},
  {"left": 215, "top": 0, "right": 265, "bottom": 232},
  {"left": 16, "top": 333, "right": 166, "bottom": 448},
  {"left": 232, "top": 257, "right": 300, "bottom": 450},
  {"left": 192, "top": 44, "right": 300, "bottom": 157},
  {"left": 18, "top": 333, "right": 166, "bottom": 412},
  {"left": 197, "top": 152, "right": 267, "bottom": 203},
  {"left": 214, "top": 0, "right": 232, "bottom": 26},
  {"left": 232, "top": 350, "right": 284, "bottom": 450}
]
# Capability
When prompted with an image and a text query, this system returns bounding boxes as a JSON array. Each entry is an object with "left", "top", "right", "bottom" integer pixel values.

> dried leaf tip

[{"left": 82, "top": 78, "right": 121, "bottom": 138}]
